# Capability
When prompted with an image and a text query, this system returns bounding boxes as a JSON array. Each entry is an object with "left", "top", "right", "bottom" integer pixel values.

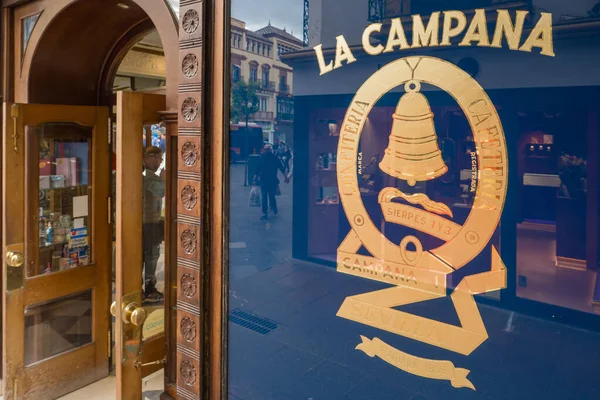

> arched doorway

[
  {"left": 20, "top": 0, "right": 178, "bottom": 108},
  {"left": 1, "top": 0, "right": 179, "bottom": 398}
]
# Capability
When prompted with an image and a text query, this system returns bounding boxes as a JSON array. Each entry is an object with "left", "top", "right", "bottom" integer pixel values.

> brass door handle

[
  {"left": 123, "top": 302, "right": 147, "bottom": 326},
  {"left": 6, "top": 251, "right": 24, "bottom": 268},
  {"left": 134, "top": 356, "right": 167, "bottom": 370},
  {"left": 11, "top": 103, "right": 19, "bottom": 153}
]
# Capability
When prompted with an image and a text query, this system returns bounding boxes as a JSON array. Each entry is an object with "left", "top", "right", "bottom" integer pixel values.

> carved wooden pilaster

[{"left": 176, "top": 1, "right": 205, "bottom": 399}]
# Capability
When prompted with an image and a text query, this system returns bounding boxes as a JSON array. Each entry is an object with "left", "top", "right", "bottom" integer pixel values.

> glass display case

[{"left": 27, "top": 123, "right": 93, "bottom": 277}]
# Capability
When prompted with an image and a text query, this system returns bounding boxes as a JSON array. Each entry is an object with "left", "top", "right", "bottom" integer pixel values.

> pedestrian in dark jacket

[
  {"left": 255, "top": 144, "right": 288, "bottom": 220},
  {"left": 282, "top": 144, "right": 292, "bottom": 173}
]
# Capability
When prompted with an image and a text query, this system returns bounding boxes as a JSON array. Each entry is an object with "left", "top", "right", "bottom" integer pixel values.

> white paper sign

[
  {"left": 73, "top": 218, "right": 84, "bottom": 229},
  {"left": 73, "top": 196, "right": 88, "bottom": 218}
]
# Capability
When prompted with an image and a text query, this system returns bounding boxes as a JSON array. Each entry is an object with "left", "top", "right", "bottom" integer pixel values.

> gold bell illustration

[{"left": 379, "top": 80, "right": 447, "bottom": 186}]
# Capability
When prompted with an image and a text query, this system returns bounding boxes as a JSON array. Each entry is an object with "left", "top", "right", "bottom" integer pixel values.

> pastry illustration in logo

[{"left": 335, "top": 56, "right": 508, "bottom": 390}]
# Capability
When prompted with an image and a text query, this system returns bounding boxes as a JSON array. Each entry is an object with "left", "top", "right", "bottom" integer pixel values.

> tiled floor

[
  {"left": 516, "top": 227, "right": 597, "bottom": 313},
  {"left": 57, "top": 369, "right": 164, "bottom": 399}
]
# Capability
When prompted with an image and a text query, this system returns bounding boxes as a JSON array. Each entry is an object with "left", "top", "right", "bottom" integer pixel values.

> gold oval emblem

[{"left": 336, "top": 56, "right": 507, "bottom": 272}]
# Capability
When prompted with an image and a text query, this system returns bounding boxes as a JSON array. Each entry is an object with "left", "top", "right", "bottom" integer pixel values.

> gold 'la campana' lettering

[{"left": 315, "top": 9, "right": 554, "bottom": 75}]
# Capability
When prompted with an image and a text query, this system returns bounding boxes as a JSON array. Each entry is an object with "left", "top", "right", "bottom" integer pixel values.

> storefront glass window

[{"left": 227, "top": 1, "right": 600, "bottom": 398}]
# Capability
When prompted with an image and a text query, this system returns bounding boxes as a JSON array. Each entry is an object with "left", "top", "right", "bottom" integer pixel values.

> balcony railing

[
  {"left": 279, "top": 83, "right": 289, "bottom": 93},
  {"left": 257, "top": 79, "right": 276, "bottom": 91},
  {"left": 251, "top": 111, "right": 274, "bottom": 120},
  {"left": 277, "top": 97, "right": 294, "bottom": 121},
  {"left": 369, "top": 0, "right": 408, "bottom": 22},
  {"left": 276, "top": 112, "right": 294, "bottom": 122}
]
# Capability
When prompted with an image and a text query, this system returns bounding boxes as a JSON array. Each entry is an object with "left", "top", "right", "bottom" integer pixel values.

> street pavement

[{"left": 227, "top": 163, "right": 600, "bottom": 400}]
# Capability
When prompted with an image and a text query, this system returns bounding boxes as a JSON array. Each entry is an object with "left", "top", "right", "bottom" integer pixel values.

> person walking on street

[
  {"left": 255, "top": 144, "right": 288, "bottom": 220},
  {"left": 282, "top": 144, "right": 292, "bottom": 173},
  {"left": 142, "top": 146, "right": 165, "bottom": 303}
]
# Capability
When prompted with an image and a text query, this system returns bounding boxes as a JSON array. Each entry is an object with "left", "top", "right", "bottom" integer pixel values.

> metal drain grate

[{"left": 229, "top": 309, "right": 278, "bottom": 335}]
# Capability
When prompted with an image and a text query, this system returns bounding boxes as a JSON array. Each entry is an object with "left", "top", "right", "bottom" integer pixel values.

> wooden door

[
  {"left": 114, "top": 91, "right": 167, "bottom": 399},
  {"left": 2, "top": 103, "right": 111, "bottom": 399}
]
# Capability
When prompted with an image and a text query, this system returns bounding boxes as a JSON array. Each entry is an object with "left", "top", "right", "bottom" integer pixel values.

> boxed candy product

[
  {"left": 79, "top": 254, "right": 89, "bottom": 266},
  {"left": 69, "top": 228, "right": 88, "bottom": 248},
  {"left": 54, "top": 227, "right": 68, "bottom": 243},
  {"left": 40, "top": 176, "right": 50, "bottom": 190},
  {"left": 50, "top": 175, "right": 66, "bottom": 188},
  {"left": 59, "top": 257, "right": 70, "bottom": 270},
  {"left": 39, "top": 158, "right": 54, "bottom": 176},
  {"left": 69, "top": 158, "right": 80, "bottom": 186},
  {"left": 56, "top": 158, "right": 80, "bottom": 187},
  {"left": 39, "top": 156, "right": 55, "bottom": 176},
  {"left": 68, "top": 246, "right": 89, "bottom": 268}
]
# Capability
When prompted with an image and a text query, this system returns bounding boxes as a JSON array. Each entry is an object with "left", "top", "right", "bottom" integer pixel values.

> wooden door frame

[{"left": 172, "top": 0, "right": 229, "bottom": 399}]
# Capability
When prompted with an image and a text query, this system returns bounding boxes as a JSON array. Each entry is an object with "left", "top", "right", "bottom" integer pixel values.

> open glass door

[
  {"left": 2, "top": 103, "right": 111, "bottom": 399},
  {"left": 114, "top": 91, "right": 168, "bottom": 399}
]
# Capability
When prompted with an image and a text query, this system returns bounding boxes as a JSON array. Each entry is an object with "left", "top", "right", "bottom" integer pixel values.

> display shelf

[{"left": 41, "top": 184, "right": 89, "bottom": 191}]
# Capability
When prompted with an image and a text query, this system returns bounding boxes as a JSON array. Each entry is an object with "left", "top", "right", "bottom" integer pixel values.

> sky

[
  {"left": 167, "top": 0, "right": 304, "bottom": 39},
  {"left": 232, "top": 0, "right": 304, "bottom": 37}
]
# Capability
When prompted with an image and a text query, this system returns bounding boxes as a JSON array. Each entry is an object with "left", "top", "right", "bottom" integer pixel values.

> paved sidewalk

[{"left": 227, "top": 164, "right": 600, "bottom": 400}]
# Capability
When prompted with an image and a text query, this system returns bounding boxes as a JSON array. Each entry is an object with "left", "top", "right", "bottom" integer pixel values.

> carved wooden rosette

[{"left": 177, "top": 1, "right": 204, "bottom": 399}]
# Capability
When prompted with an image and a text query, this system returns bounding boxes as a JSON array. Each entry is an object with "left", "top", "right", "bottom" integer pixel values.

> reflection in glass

[
  {"left": 516, "top": 111, "right": 596, "bottom": 312},
  {"left": 142, "top": 124, "right": 167, "bottom": 306},
  {"left": 31, "top": 124, "right": 92, "bottom": 277},
  {"left": 24, "top": 290, "right": 92, "bottom": 366}
]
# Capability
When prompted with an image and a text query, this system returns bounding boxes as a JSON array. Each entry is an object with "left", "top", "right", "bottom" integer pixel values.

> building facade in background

[{"left": 231, "top": 18, "right": 303, "bottom": 144}]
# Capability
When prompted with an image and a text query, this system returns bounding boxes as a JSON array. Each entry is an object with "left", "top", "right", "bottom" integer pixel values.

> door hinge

[
  {"left": 13, "top": 377, "right": 18, "bottom": 398},
  {"left": 108, "top": 196, "right": 112, "bottom": 224},
  {"left": 108, "top": 330, "right": 112, "bottom": 358}
]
